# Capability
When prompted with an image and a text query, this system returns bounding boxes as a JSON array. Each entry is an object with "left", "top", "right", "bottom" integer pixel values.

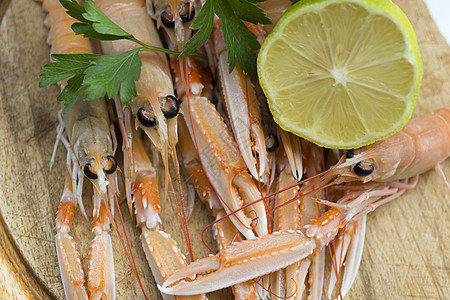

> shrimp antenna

[
  {"left": 328, "top": 233, "right": 344, "bottom": 300},
  {"left": 169, "top": 147, "right": 195, "bottom": 261},
  {"left": 199, "top": 168, "right": 335, "bottom": 252}
]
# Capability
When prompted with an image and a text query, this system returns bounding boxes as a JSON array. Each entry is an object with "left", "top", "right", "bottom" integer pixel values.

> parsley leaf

[
  {"left": 39, "top": 49, "right": 142, "bottom": 109},
  {"left": 180, "top": 0, "right": 271, "bottom": 77},
  {"left": 39, "top": 53, "right": 96, "bottom": 87},
  {"left": 59, "top": 75, "right": 86, "bottom": 113},
  {"left": 227, "top": 0, "right": 271, "bottom": 25},
  {"left": 215, "top": 0, "right": 262, "bottom": 76},
  {"left": 179, "top": 0, "right": 214, "bottom": 59},
  {"left": 83, "top": 48, "right": 142, "bottom": 105},
  {"left": 60, "top": 0, "right": 131, "bottom": 41},
  {"left": 58, "top": 0, "right": 88, "bottom": 23},
  {"left": 70, "top": 23, "right": 126, "bottom": 41},
  {"left": 82, "top": 1, "right": 130, "bottom": 37},
  {"left": 39, "top": 53, "right": 92, "bottom": 113},
  {"left": 60, "top": 0, "right": 189, "bottom": 52}
]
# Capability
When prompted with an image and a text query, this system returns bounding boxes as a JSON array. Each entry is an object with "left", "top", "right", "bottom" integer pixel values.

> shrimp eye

[
  {"left": 104, "top": 156, "right": 117, "bottom": 174},
  {"left": 84, "top": 163, "right": 98, "bottom": 179},
  {"left": 161, "top": 10, "right": 175, "bottom": 28},
  {"left": 265, "top": 134, "right": 279, "bottom": 152},
  {"left": 161, "top": 95, "right": 180, "bottom": 119},
  {"left": 137, "top": 108, "right": 157, "bottom": 127},
  {"left": 180, "top": 4, "right": 195, "bottom": 23},
  {"left": 346, "top": 149, "right": 355, "bottom": 159},
  {"left": 353, "top": 162, "right": 374, "bottom": 177}
]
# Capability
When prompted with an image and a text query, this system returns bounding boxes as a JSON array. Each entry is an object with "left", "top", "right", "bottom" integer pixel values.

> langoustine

[
  {"left": 44, "top": 1, "right": 194, "bottom": 299},
  {"left": 159, "top": 107, "right": 450, "bottom": 297},
  {"left": 94, "top": 0, "right": 181, "bottom": 188},
  {"left": 149, "top": 2, "right": 269, "bottom": 297},
  {"left": 43, "top": 0, "right": 119, "bottom": 298},
  {"left": 145, "top": 0, "right": 269, "bottom": 241},
  {"left": 93, "top": 1, "right": 209, "bottom": 299}
]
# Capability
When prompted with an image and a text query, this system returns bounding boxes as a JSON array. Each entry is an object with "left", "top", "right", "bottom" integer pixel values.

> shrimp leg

[
  {"left": 270, "top": 156, "right": 303, "bottom": 300},
  {"left": 55, "top": 171, "right": 89, "bottom": 300},
  {"left": 213, "top": 22, "right": 268, "bottom": 182}
]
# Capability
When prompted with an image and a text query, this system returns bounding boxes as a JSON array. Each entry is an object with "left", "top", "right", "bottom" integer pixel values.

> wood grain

[{"left": 0, "top": 0, "right": 448, "bottom": 299}]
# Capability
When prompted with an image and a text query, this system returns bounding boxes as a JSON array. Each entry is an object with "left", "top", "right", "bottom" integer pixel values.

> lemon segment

[{"left": 258, "top": 0, "right": 422, "bottom": 149}]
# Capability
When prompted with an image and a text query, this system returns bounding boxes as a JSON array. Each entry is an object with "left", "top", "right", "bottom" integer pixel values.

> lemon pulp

[{"left": 258, "top": 0, "right": 422, "bottom": 149}]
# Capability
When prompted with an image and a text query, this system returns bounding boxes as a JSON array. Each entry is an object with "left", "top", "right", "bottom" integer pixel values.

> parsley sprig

[
  {"left": 180, "top": 0, "right": 271, "bottom": 77},
  {"left": 39, "top": 0, "right": 272, "bottom": 112},
  {"left": 39, "top": 0, "right": 186, "bottom": 112}
]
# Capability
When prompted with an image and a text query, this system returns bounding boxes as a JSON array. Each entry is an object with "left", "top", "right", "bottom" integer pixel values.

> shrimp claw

[
  {"left": 159, "top": 230, "right": 316, "bottom": 296},
  {"left": 55, "top": 172, "right": 89, "bottom": 300}
]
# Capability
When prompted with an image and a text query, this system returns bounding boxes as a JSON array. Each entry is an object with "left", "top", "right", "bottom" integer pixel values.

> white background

[{"left": 423, "top": 0, "right": 450, "bottom": 45}]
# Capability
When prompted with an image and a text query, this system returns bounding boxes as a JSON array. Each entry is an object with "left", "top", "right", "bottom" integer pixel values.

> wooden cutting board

[{"left": 0, "top": 0, "right": 448, "bottom": 299}]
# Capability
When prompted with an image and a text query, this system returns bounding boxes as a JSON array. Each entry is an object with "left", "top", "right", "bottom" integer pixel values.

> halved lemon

[{"left": 258, "top": 0, "right": 422, "bottom": 149}]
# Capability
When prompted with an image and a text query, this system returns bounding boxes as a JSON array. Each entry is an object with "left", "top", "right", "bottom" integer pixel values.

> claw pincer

[{"left": 159, "top": 231, "right": 315, "bottom": 296}]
